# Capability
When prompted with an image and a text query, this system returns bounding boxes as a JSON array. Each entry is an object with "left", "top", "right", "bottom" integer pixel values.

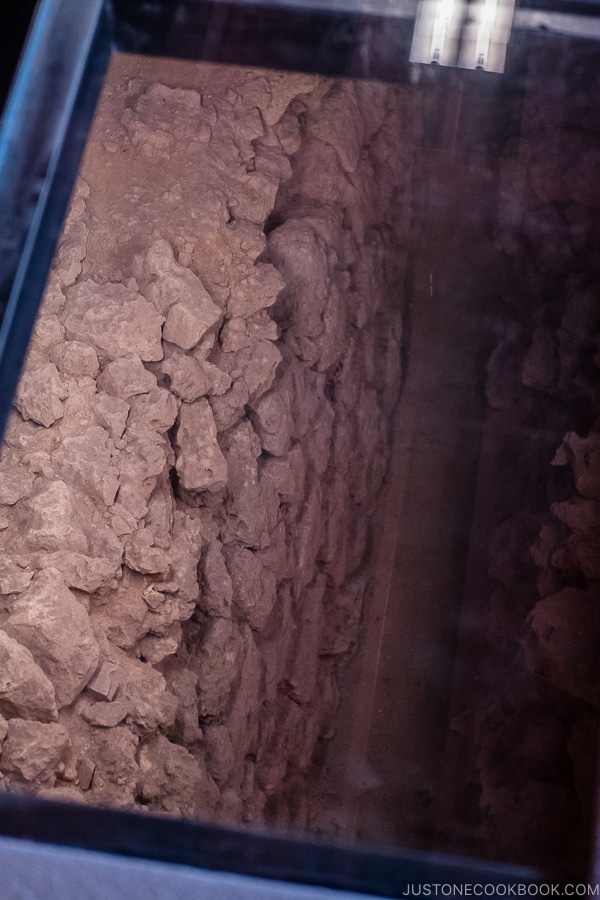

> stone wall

[
  {"left": 0, "top": 59, "right": 418, "bottom": 827},
  {"left": 470, "top": 38, "right": 600, "bottom": 870}
]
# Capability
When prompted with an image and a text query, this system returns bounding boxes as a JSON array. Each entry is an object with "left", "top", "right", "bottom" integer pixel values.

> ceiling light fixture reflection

[{"left": 410, "top": 0, "right": 515, "bottom": 72}]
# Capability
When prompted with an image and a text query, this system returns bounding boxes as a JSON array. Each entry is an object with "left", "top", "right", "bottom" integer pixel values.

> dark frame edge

[
  {"left": 0, "top": 0, "right": 113, "bottom": 441},
  {"left": 0, "top": 796, "right": 549, "bottom": 898}
]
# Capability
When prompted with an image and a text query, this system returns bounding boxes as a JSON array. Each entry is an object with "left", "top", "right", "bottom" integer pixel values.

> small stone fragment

[
  {"left": 97, "top": 354, "right": 157, "bottom": 398},
  {"left": 200, "top": 541, "right": 233, "bottom": 617},
  {"left": 86, "top": 661, "right": 120, "bottom": 702},
  {"left": 0, "top": 470, "right": 35, "bottom": 505},
  {"left": 53, "top": 426, "right": 119, "bottom": 506},
  {"left": 92, "top": 393, "right": 130, "bottom": 440},
  {"left": 137, "top": 734, "right": 218, "bottom": 817},
  {"left": 23, "top": 480, "right": 88, "bottom": 554},
  {"left": 162, "top": 353, "right": 210, "bottom": 401},
  {"left": 64, "top": 280, "right": 164, "bottom": 362},
  {"left": 0, "top": 565, "right": 33, "bottom": 595},
  {"left": 249, "top": 383, "right": 293, "bottom": 456},
  {"left": 127, "top": 387, "right": 179, "bottom": 433},
  {"left": 163, "top": 298, "right": 221, "bottom": 350},
  {"left": 175, "top": 399, "right": 228, "bottom": 493},
  {"left": 83, "top": 700, "right": 128, "bottom": 728},
  {"left": 77, "top": 756, "right": 96, "bottom": 791},
  {"left": 14, "top": 362, "right": 67, "bottom": 427},
  {"left": 50, "top": 341, "right": 99, "bottom": 377},
  {"left": 4, "top": 568, "right": 100, "bottom": 707},
  {"left": 224, "top": 544, "right": 276, "bottom": 631},
  {"left": 1, "top": 719, "right": 70, "bottom": 782},
  {"left": 0, "top": 630, "right": 58, "bottom": 722},
  {"left": 203, "top": 725, "right": 235, "bottom": 785}
]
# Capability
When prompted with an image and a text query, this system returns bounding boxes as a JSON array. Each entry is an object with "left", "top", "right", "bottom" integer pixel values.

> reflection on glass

[{"left": 411, "top": 0, "right": 515, "bottom": 71}]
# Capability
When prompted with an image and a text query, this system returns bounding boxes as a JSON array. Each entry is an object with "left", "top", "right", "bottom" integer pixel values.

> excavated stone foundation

[
  {"left": 0, "top": 57, "right": 418, "bottom": 827},
  {"left": 0, "top": 44, "right": 598, "bottom": 873}
]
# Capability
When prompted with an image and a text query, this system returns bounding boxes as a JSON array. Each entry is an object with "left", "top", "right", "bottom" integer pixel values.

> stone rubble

[
  {"left": 467, "top": 40, "right": 600, "bottom": 870},
  {"left": 0, "top": 59, "right": 417, "bottom": 828}
]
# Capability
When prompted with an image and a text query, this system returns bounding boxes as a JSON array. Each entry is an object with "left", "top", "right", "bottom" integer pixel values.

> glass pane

[{"left": 0, "top": 15, "right": 598, "bottom": 879}]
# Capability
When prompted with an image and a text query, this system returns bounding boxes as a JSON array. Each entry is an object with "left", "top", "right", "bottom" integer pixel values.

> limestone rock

[
  {"left": 163, "top": 298, "right": 221, "bottom": 351},
  {"left": 261, "top": 443, "right": 306, "bottom": 509},
  {"left": 53, "top": 426, "right": 119, "bottom": 506},
  {"left": 127, "top": 387, "right": 179, "bottom": 433},
  {"left": 14, "top": 362, "right": 68, "bottom": 427},
  {"left": 64, "top": 280, "right": 164, "bottom": 362},
  {"left": 293, "top": 472, "right": 324, "bottom": 586},
  {"left": 203, "top": 725, "right": 235, "bottom": 785},
  {"left": 225, "top": 624, "right": 263, "bottom": 756},
  {"left": 249, "top": 380, "right": 293, "bottom": 457},
  {"left": 162, "top": 353, "right": 211, "bottom": 401},
  {"left": 77, "top": 756, "right": 95, "bottom": 791},
  {"left": 36, "top": 786, "right": 86, "bottom": 804},
  {"left": 200, "top": 541, "right": 233, "bottom": 617},
  {"left": 136, "top": 238, "right": 221, "bottom": 319},
  {"left": 213, "top": 339, "right": 281, "bottom": 407},
  {"left": 27, "top": 315, "right": 65, "bottom": 361},
  {"left": 1, "top": 719, "right": 70, "bottom": 782},
  {"left": 160, "top": 658, "right": 202, "bottom": 744},
  {"left": 125, "top": 527, "right": 170, "bottom": 575},
  {"left": 91, "top": 393, "right": 130, "bottom": 440},
  {"left": 302, "top": 399, "right": 334, "bottom": 477},
  {"left": 90, "top": 570, "right": 150, "bottom": 650},
  {"left": 97, "top": 354, "right": 157, "bottom": 398},
  {"left": 163, "top": 354, "right": 231, "bottom": 401},
  {"left": 135, "top": 240, "right": 222, "bottom": 349},
  {"left": 220, "top": 318, "right": 252, "bottom": 353},
  {"left": 83, "top": 700, "right": 127, "bottom": 728},
  {"left": 137, "top": 734, "right": 218, "bottom": 817},
  {"left": 306, "top": 82, "right": 364, "bottom": 174},
  {"left": 0, "top": 564, "right": 33, "bottom": 595},
  {"left": 197, "top": 359, "right": 232, "bottom": 396},
  {"left": 55, "top": 219, "right": 88, "bottom": 288},
  {"left": 86, "top": 662, "right": 120, "bottom": 702},
  {"left": 555, "top": 432, "right": 600, "bottom": 501},
  {"left": 220, "top": 420, "right": 268, "bottom": 547},
  {"left": 50, "top": 341, "right": 99, "bottom": 377},
  {"left": 175, "top": 399, "right": 227, "bottom": 493},
  {"left": 117, "top": 423, "right": 170, "bottom": 518},
  {"left": 22, "top": 480, "right": 88, "bottom": 554},
  {"left": 144, "top": 478, "right": 174, "bottom": 550},
  {"left": 285, "top": 575, "right": 326, "bottom": 705},
  {"left": 526, "top": 587, "right": 600, "bottom": 707},
  {"left": 268, "top": 220, "right": 328, "bottom": 361},
  {"left": 44, "top": 551, "right": 119, "bottom": 593},
  {"left": 117, "top": 656, "right": 178, "bottom": 732},
  {"left": 224, "top": 545, "right": 276, "bottom": 631},
  {"left": 552, "top": 497, "right": 600, "bottom": 533},
  {"left": 196, "top": 618, "right": 242, "bottom": 719},
  {"left": 4, "top": 568, "right": 100, "bottom": 707},
  {"left": 89, "top": 726, "right": 139, "bottom": 807},
  {"left": 227, "top": 263, "right": 284, "bottom": 318},
  {"left": 0, "top": 469, "right": 34, "bottom": 505},
  {"left": 320, "top": 576, "right": 367, "bottom": 656},
  {"left": 0, "top": 631, "right": 58, "bottom": 722}
]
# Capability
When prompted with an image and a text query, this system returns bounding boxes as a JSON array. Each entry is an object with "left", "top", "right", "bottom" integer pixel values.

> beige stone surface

[{"left": 0, "top": 56, "right": 416, "bottom": 830}]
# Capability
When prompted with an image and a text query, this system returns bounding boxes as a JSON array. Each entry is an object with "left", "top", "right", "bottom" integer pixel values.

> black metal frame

[
  {"left": 0, "top": 0, "right": 595, "bottom": 891},
  {"left": 0, "top": 795, "right": 546, "bottom": 897}
]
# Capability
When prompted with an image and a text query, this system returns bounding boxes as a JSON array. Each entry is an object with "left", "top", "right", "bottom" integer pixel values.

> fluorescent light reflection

[
  {"left": 411, "top": 0, "right": 463, "bottom": 66},
  {"left": 410, "top": 0, "right": 515, "bottom": 72}
]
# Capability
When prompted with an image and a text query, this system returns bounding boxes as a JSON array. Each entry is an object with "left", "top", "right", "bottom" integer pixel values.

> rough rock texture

[
  {"left": 0, "top": 58, "right": 417, "bottom": 828},
  {"left": 458, "top": 39, "right": 600, "bottom": 872}
]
